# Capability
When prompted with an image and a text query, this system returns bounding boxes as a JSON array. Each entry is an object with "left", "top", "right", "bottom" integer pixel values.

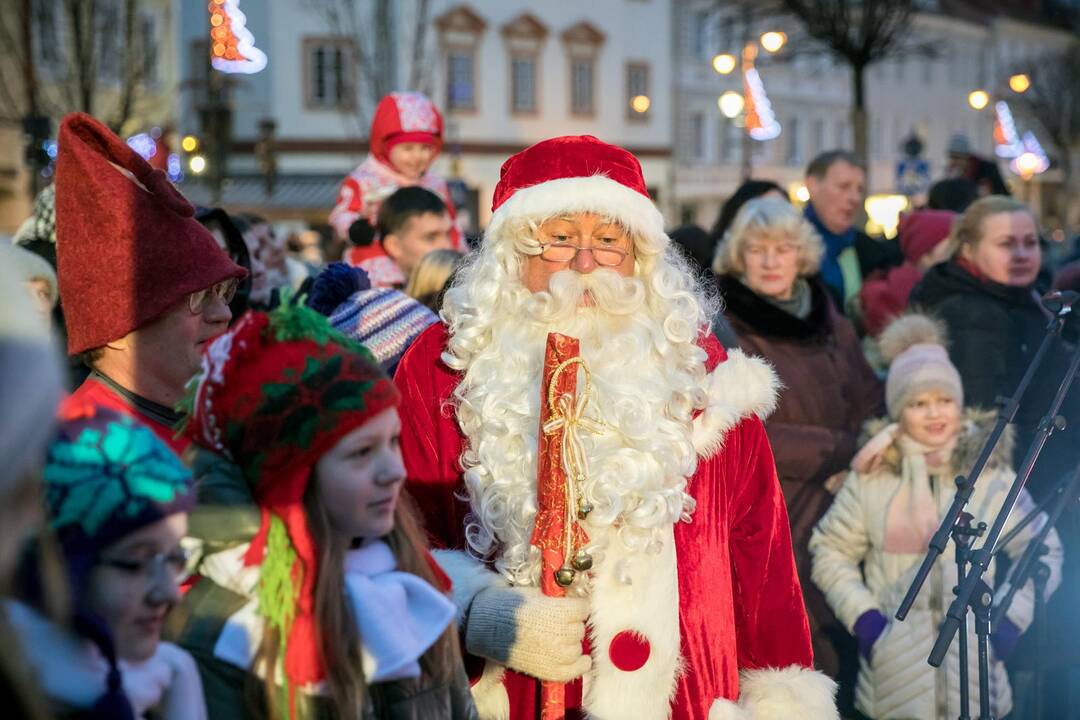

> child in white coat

[{"left": 810, "top": 314, "right": 1063, "bottom": 720}]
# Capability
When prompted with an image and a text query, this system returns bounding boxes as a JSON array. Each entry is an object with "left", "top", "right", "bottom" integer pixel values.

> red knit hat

[
  {"left": 183, "top": 302, "right": 399, "bottom": 706},
  {"left": 55, "top": 112, "right": 245, "bottom": 354},
  {"left": 486, "top": 135, "right": 665, "bottom": 246},
  {"left": 898, "top": 209, "right": 956, "bottom": 264},
  {"left": 370, "top": 92, "right": 444, "bottom": 166}
]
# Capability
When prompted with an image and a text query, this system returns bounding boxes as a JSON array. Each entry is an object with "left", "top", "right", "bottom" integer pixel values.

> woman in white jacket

[{"left": 809, "top": 314, "right": 1063, "bottom": 720}]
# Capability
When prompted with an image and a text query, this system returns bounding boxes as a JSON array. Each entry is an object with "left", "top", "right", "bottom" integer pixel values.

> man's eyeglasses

[
  {"left": 188, "top": 278, "right": 238, "bottom": 315},
  {"left": 537, "top": 242, "right": 629, "bottom": 267},
  {"left": 98, "top": 548, "right": 193, "bottom": 584}
]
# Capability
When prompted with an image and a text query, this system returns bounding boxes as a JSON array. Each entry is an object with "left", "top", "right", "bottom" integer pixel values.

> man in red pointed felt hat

[
  {"left": 395, "top": 135, "right": 838, "bottom": 719},
  {"left": 54, "top": 112, "right": 246, "bottom": 454}
]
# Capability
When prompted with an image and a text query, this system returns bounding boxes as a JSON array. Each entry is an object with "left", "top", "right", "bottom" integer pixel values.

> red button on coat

[{"left": 609, "top": 631, "right": 650, "bottom": 671}]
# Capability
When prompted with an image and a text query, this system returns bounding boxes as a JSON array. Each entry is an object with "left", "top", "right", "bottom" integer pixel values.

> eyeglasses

[
  {"left": 188, "top": 278, "right": 238, "bottom": 315},
  {"left": 98, "top": 548, "right": 193, "bottom": 584},
  {"left": 537, "top": 242, "right": 630, "bottom": 267}
]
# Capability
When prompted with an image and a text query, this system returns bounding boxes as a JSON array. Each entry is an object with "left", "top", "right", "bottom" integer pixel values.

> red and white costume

[
  {"left": 394, "top": 136, "right": 836, "bottom": 719},
  {"left": 329, "top": 91, "right": 463, "bottom": 284}
]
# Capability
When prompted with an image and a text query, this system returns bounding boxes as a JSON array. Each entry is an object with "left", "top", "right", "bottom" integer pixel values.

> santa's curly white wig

[{"left": 439, "top": 172, "right": 720, "bottom": 586}]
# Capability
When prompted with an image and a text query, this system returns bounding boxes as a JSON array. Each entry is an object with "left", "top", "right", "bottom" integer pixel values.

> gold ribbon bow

[{"left": 542, "top": 357, "right": 606, "bottom": 582}]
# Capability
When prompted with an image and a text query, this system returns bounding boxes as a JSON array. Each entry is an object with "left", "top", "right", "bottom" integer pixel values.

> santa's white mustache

[{"left": 526, "top": 268, "right": 647, "bottom": 322}]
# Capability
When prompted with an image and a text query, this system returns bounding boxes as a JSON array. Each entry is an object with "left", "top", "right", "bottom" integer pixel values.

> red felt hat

[
  {"left": 486, "top": 135, "right": 664, "bottom": 246},
  {"left": 370, "top": 92, "right": 444, "bottom": 166},
  {"left": 55, "top": 112, "right": 245, "bottom": 354}
]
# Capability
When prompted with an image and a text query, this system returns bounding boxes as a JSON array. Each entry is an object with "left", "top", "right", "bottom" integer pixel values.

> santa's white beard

[{"left": 448, "top": 265, "right": 708, "bottom": 588}]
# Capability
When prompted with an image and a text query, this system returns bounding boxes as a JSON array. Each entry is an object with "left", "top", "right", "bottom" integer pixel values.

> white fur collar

[{"left": 693, "top": 349, "right": 780, "bottom": 459}]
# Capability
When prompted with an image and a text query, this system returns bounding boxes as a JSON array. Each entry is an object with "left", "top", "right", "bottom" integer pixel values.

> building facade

[
  {"left": 671, "top": 0, "right": 1078, "bottom": 233},
  {"left": 175, "top": 0, "right": 674, "bottom": 230}
]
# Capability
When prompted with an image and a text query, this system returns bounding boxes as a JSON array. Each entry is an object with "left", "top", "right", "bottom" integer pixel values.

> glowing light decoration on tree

[
  {"left": 208, "top": 0, "right": 267, "bottom": 75},
  {"left": 993, "top": 101, "right": 1023, "bottom": 159},
  {"left": 126, "top": 133, "right": 158, "bottom": 161},
  {"left": 743, "top": 67, "right": 781, "bottom": 141}
]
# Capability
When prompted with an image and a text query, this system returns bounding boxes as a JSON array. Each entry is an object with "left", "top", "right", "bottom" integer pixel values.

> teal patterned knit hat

[{"left": 44, "top": 403, "right": 195, "bottom": 557}]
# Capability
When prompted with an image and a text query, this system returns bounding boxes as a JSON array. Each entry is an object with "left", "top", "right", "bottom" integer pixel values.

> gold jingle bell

[
  {"left": 577, "top": 502, "right": 594, "bottom": 519},
  {"left": 571, "top": 550, "right": 593, "bottom": 572},
  {"left": 554, "top": 566, "right": 576, "bottom": 587}
]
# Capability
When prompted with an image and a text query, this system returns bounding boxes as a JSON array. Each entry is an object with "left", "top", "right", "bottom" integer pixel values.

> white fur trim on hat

[
  {"left": 485, "top": 174, "right": 665, "bottom": 246},
  {"left": 708, "top": 666, "right": 839, "bottom": 719},
  {"left": 693, "top": 349, "right": 781, "bottom": 459}
]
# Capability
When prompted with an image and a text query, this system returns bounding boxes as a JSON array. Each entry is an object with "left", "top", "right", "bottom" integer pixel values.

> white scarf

[
  {"left": 212, "top": 539, "right": 455, "bottom": 685},
  {"left": 4, "top": 600, "right": 207, "bottom": 720}
]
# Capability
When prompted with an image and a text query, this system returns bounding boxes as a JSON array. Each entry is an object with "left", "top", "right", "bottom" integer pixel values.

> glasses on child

[
  {"left": 98, "top": 548, "right": 193, "bottom": 584},
  {"left": 537, "top": 242, "right": 629, "bottom": 267},
  {"left": 188, "top": 278, "right": 238, "bottom": 315}
]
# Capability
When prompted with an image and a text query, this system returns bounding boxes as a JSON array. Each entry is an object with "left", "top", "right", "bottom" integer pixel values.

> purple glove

[
  {"left": 854, "top": 610, "right": 888, "bottom": 661},
  {"left": 991, "top": 617, "right": 1021, "bottom": 660}
]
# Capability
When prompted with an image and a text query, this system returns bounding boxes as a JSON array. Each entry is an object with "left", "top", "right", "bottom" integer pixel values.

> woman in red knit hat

[
  {"left": 166, "top": 302, "right": 474, "bottom": 719},
  {"left": 329, "top": 92, "right": 463, "bottom": 284}
]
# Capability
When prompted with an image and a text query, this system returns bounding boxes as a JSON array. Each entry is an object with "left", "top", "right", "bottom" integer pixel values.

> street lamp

[
  {"left": 630, "top": 94, "right": 651, "bottom": 114},
  {"left": 968, "top": 90, "right": 990, "bottom": 110},
  {"left": 718, "top": 91, "right": 745, "bottom": 118},
  {"left": 760, "top": 31, "right": 787, "bottom": 54},
  {"left": 181, "top": 135, "right": 200, "bottom": 153},
  {"left": 189, "top": 155, "right": 207, "bottom": 174},
  {"left": 1009, "top": 74, "right": 1031, "bottom": 94},
  {"left": 712, "top": 53, "right": 737, "bottom": 75}
]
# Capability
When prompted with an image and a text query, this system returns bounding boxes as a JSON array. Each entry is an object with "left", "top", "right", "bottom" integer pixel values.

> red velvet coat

[{"left": 395, "top": 324, "right": 827, "bottom": 719}]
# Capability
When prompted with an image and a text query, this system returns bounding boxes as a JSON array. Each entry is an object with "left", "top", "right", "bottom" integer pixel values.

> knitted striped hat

[{"left": 307, "top": 263, "right": 437, "bottom": 373}]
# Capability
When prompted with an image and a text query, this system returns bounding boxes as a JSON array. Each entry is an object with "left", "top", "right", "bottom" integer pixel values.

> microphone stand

[
  {"left": 952, "top": 512, "right": 985, "bottom": 720},
  {"left": 895, "top": 298, "right": 1070, "bottom": 625},
  {"left": 926, "top": 323, "right": 1080, "bottom": 718}
]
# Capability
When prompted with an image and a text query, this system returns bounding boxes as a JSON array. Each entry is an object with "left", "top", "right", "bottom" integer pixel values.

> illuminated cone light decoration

[
  {"left": 742, "top": 67, "right": 781, "bottom": 141},
  {"left": 209, "top": 0, "right": 267, "bottom": 74},
  {"left": 993, "top": 101, "right": 1024, "bottom": 159}
]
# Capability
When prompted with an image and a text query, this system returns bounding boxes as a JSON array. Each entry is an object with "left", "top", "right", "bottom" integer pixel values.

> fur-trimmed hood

[{"left": 858, "top": 408, "right": 1014, "bottom": 476}]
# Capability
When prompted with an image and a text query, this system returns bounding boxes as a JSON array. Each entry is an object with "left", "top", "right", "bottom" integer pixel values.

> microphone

[{"left": 1041, "top": 290, "right": 1080, "bottom": 316}]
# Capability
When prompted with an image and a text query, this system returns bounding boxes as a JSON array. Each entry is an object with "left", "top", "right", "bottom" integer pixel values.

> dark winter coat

[
  {"left": 165, "top": 448, "right": 478, "bottom": 720},
  {"left": 715, "top": 273, "right": 884, "bottom": 681},
  {"left": 909, "top": 258, "right": 1080, "bottom": 494},
  {"left": 716, "top": 274, "right": 885, "bottom": 488}
]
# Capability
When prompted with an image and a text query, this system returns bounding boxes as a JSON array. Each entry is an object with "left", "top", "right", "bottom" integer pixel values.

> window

[
  {"left": 785, "top": 116, "right": 801, "bottom": 165},
  {"left": 692, "top": 10, "right": 710, "bottom": 59},
  {"left": 626, "top": 62, "right": 650, "bottom": 120},
  {"left": 33, "top": 0, "right": 63, "bottom": 73},
  {"left": 97, "top": 0, "right": 122, "bottom": 84},
  {"left": 811, "top": 118, "right": 826, "bottom": 158},
  {"left": 139, "top": 14, "right": 159, "bottom": 87},
  {"left": 571, "top": 58, "right": 594, "bottom": 115},
  {"left": 563, "top": 21, "right": 603, "bottom": 117},
  {"left": 303, "top": 38, "right": 356, "bottom": 111},
  {"left": 510, "top": 55, "right": 537, "bottom": 114},
  {"left": 686, "top": 111, "right": 705, "bottom": 161},
  {"left": 436, "top": 6, "right": 487, "bottom": 113},
  {"left": 446, "top": 50, "right": 476, "bottom": 110},
  {"left": 720, "top": 118, "right": 740, "bottom": 164}
]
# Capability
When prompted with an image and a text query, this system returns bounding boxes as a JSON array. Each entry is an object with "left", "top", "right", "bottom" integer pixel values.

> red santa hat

[
  {"left": 486, "top": 135, "right": 665, "bottom": 247},
  {"left": 55, "top": 112, "right": 245, "bottom": 355},
  {"left": 370, "top": 92, "right": 444, "bottom": 165}
]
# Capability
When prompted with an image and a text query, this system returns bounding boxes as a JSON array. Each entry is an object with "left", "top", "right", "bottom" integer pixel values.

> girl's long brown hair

[{"left": 250, "top": 488, "right": 456, "bottom": 719}]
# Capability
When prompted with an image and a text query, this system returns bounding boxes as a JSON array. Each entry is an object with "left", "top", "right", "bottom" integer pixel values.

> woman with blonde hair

[
  {"left": 712, "top": 196, "right": 883, "bottom": 698},
  {"left": 404, "top": 249, "right": 464, "bottom": 313}
]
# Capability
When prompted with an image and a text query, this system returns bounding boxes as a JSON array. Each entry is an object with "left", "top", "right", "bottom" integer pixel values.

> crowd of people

[{"left": 2, "top": 87, "right": 1078, "bottom": 720}]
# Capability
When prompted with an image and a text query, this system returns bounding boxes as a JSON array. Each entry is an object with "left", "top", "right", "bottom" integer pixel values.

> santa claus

[{"left": 395, "top": 135, "right": 837, "bottom": 719}]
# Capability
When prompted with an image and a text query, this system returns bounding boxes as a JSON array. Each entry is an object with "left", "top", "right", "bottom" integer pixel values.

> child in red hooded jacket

[{"left": 329, "top": 92, "right": 463, "bottom": 286}]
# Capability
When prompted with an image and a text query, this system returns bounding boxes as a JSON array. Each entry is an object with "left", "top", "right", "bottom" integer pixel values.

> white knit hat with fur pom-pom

[{"left": 880, "top": 314, "right": 963, "bottom": 418}]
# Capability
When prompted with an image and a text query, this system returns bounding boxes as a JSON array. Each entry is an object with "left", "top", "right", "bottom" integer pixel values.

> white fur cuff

[
  {"left": 471, "top": 661, "right": 510, "bottom": 720},
  {"left": 693, "top": 349, "right": 780, "bottom": 459},
  {"left": 720, "top": 665, "right": 838, "bottom": 720},
  {"left": 430, "top": 549, "right": 504, "bottom": 626}
]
